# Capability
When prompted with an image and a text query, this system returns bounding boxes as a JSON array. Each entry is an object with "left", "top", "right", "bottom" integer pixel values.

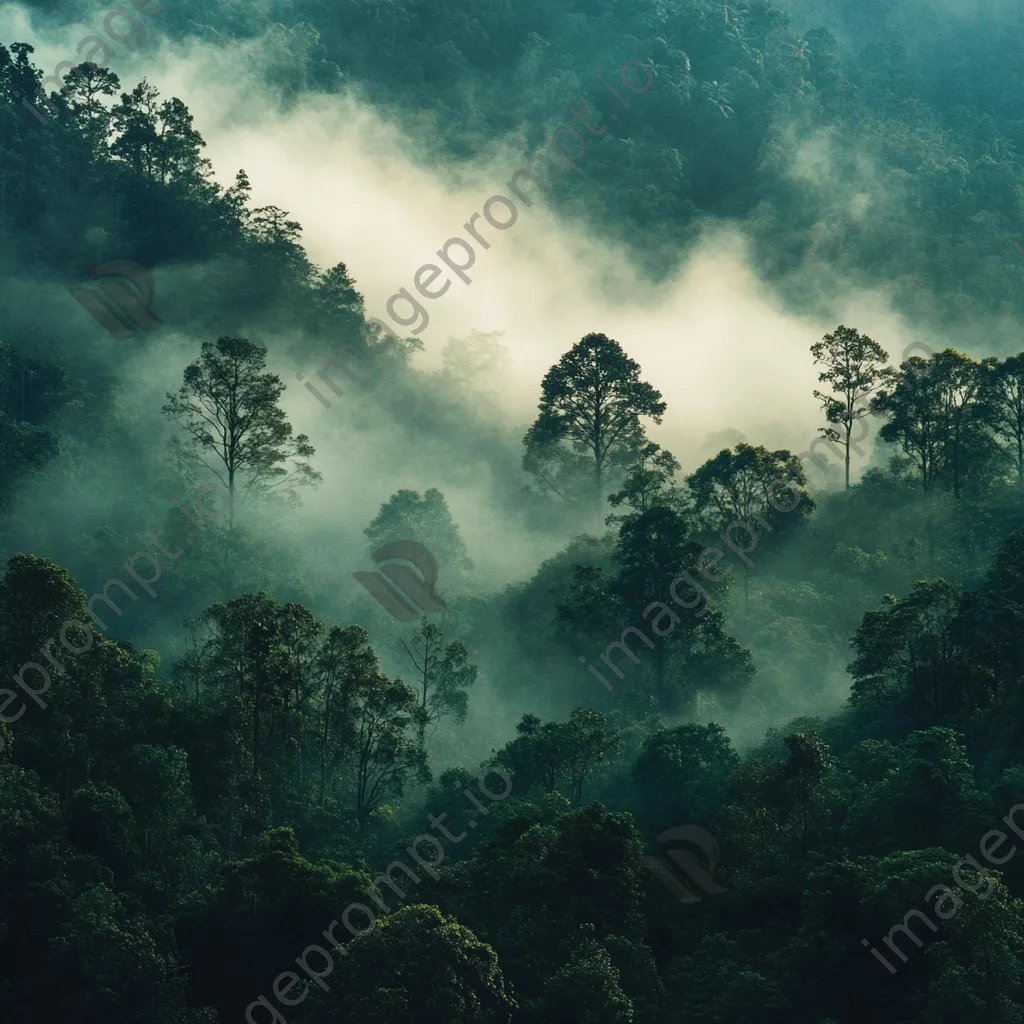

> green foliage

[
  {"left": 401, "top": 620, "right": 478, "bottom": 745},
  {"left": 178, "top": 825, "right": 373, "bottom": 1021},
  {"left": 162, "top": 335, "right": 320, "bottom": 519},
  {"left": 557, "top": 506, "right": 755, "bottom": 714},
  {"left": 871, "top": 350, "right": 997, "bottom": 498},
  {"left": 606, "top": 441, "right": 684, "bottom": 527},
  {"left": 10, "top": 7, "right": 1024, "bottom": 1021},
  {"left": 632, "top": 722, "right": 739, "bottom": 828},
  {"left": 523, "top": 334, "right": 666, "bottom": 511},
  {"left": 364, "top": 487, "right": 473, "bottom": 578},
  {"left": 811, "top": 325, "right": 895, "bottom": 489},
  {"left": 313, "top": 905, "right": 517, "bottom": 1023},
  {"left": 848, "top": 579, "right": 994, "bottom": 726},
  {"left": 493, "top": 708, "right": 620, "bottom": 806},
  {"left": 537, "top": 938, "right": 634, "bottom": 1023}
]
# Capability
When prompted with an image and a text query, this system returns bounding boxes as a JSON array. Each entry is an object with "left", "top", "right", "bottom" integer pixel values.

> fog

[{"left": 1, "top": 0, "right": 1018, "bottom": 753}]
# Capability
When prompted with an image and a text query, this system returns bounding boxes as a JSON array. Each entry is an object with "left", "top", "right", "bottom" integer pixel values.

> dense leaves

[{"left": 7, "top": 5, "right": 1024, "bottom": 1023}]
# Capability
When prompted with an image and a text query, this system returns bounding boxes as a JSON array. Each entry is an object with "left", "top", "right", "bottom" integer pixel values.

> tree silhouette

[
  {"left": 523, "top": 333, "right": 665, "bottom": 512},
  {"left": 872, "top": 349, "right": 990, "bottom": 498},
  {"left": 982, "top": 353, "right": 1024, "bottom": 486},
  {"left": 686, "top": 443, "right": 813, "bottom": 608},
  {"left": 162, "top": 335, "right": 320, "bottom": 525},
  {"left": 364, "top": 487, "right": 472, "bottom": 580},
  {"left": 400, "top": 621, "right": 477, "bottom": 746},
  {"left": 811, "top": 325, "right": 895, "bottom": 490}
]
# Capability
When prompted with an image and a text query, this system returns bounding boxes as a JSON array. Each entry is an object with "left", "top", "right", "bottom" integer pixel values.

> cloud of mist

[
  {"left": 131, "top": 35, "right": 932, "bottom": 467},
  {"left": 0, "top": 6, "right": 990, "bottom": 592},
  {"left": 7, "top": 5, "right": 1018, "bottom": 751}
]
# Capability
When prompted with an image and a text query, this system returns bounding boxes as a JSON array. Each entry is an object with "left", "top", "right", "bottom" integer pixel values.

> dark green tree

[
  {"left": 523, "top": 333, "right": 666, "bottom": 511},
  {"left": 605, "top": 440, "right": 683, "bottom": 526},
  {"left": 189, "top": 591, "right": 323, "bottom": 836},
  {"left": 312, "top": 624, "right": 375, "bottom": 808},
  {"left": 686, "top": 443, "right": 813, "bottom": 607},
  {"left": 110, "top": 79, "right": 211, "bottom": 187},
  {"left": 872, "top": 349, "right": 992, "bottom": 498},
  {"left": 848, "top": 579, "right": 993, "bottom": 726},
  {"left": 350, "top": 669, "right": 430, "bottom": 826},
  {"left": 177, "top": 826, "right": 371, "bottom": 1022},
  {"left": 61, "top": 62, "right": 119, "bottom": 157},
  {"left": 400, "top": 620, "right": 477, "bottom": 746},
  {"left": 632, "top": 722, "right": 739, "bottom": 827},
  {"left": 537, "top": 938, "right": 633, "bottom": 1023},
  {"left": 562, "top": 706, "right": 620, "bottom": 807},
  {"left": 492, "top": 708, "right": 618, "bottom": 806},
  {"left": 810, "top": 324, "right": 896, "bottom": 490},
  {"left": 981, "top": 352, "right": 1024, "bottom": 485},
  {"left": 782, "top": 731, "right": 835, "bottom": 855},
  {"left": 312, "top": 905, "right": 516, "bottom": 1024},
  {"left": 162, "top": 335, "right": 320, "bottom": 525}
]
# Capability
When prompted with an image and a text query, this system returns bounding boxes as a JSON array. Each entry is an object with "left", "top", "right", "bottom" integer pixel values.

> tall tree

[
  {"left": 61, "top": 62, "right": 119, "bottom": 158},
  {"left": 162, "top": 335, "right": 320, "bottom": 525},
  {"left": 400, "top": 621, "right": 477, "bottom": 746},
  {"left": 313, "top": 624, "right": 376, "bottom": 808},
  {"left": 492, "top": 713, "right": 567, "bottom": 795},
  {"left": 982, "top": 353, "right": 1024, "bottom": 486},
  {"left": 561, "top": 706, "right": 620, "bottom": 807},
  {"left": 929, "top": 350, "right": 992, "bottom": 499},
  {"left": 311, "top": 260, "right": 366, "bottom": 324},
  {"left": 782, "top": 731, "right": 835, "bottom": 855},
  {"left": 349, "top": 669, "right": 430, "bottom": 826},
  {"left": 810, "top": 325, "right": 895, "bottom": 489},
  {"left": 523, "top": 333, "right": 666, "bottom": 511},
  {"left": 611, "top": 505, "right": 706, "bottom": 708},
  {"left": 871, "top": 349, "right": 990, "bottom": 498},
  {"left": 249, "top": 204, "right": 311, "bottom": 281},
  {"left": 557, "top": 506, "right": 755, "bottom": 715},
  {"left": 194, "top": 591, "right": 323, "bottom": 834},
  {"left": 869, "top": 354, "right": 945, "bottom": 494},
  {"left": 490, "top": 708, "right": 617, "bottom": 806},
  {"left": 110, "top": 80, "right": 211, "bottom": 187}
]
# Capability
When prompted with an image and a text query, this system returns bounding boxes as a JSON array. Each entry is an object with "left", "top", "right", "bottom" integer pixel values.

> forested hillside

[{"left": 4, "top": 0, "right": 1024, "bottom": 1021}]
